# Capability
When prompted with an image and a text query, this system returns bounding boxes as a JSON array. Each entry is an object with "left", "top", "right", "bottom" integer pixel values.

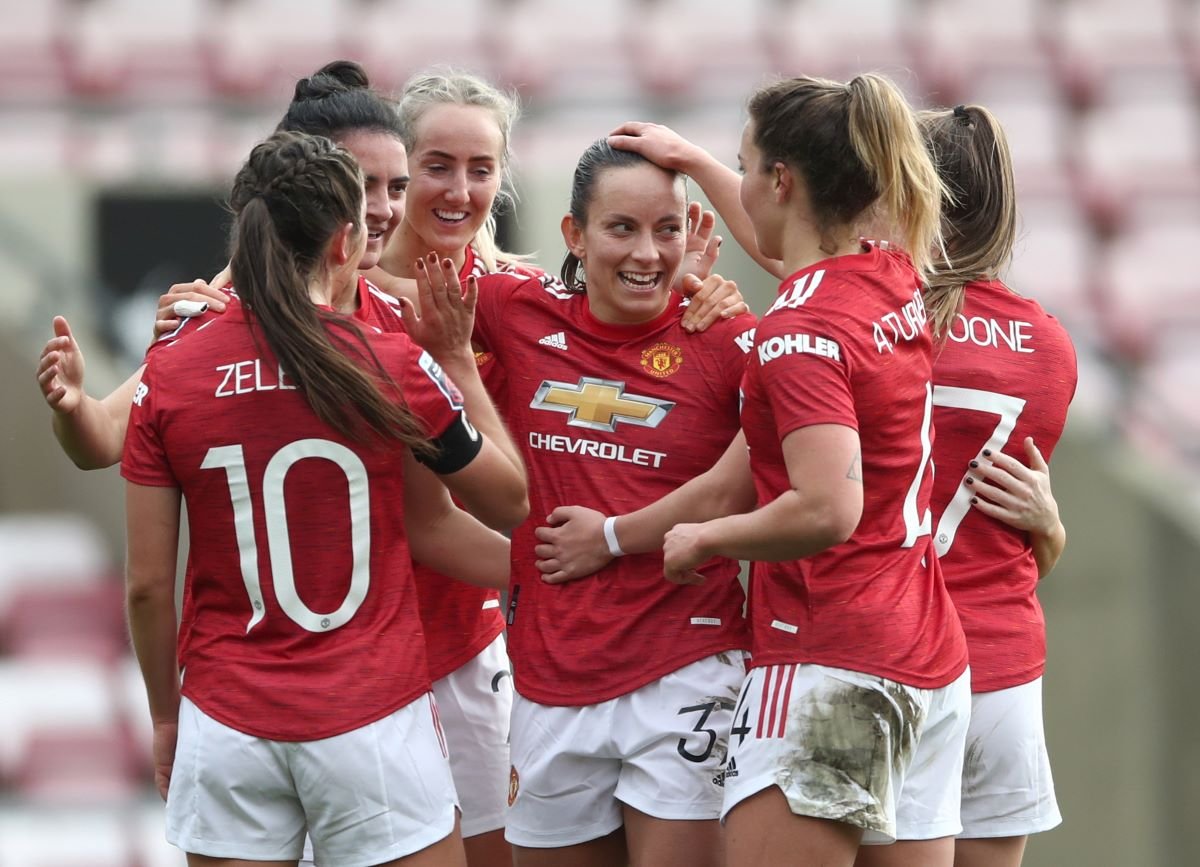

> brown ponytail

[
  {"left": 747, "top": 73, "right": 946, "bottom": 276},
  {"left": 918, "top": 103, "right": 1018, "bottom": 338},
  {"left": 229, "top": 131, "right": 433, "bottom": 452}
]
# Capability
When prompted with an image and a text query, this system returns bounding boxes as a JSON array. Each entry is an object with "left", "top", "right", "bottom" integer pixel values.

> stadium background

[{"left": 1, "top": 0, "right": 1198, "bottom": 864}]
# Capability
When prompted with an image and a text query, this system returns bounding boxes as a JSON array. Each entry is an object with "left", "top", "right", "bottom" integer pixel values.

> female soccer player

[
  {"left": 123, "top": 130, "right": 527, "bottom": 866},
  {"left": 920, "top": 103, "right": 1075, "bottom": 867},
  {"left": 594, "top": 101, "right": 1074, "bottom": 867},
  {"left": 452, "top": 139, "right": 756, "bottom": 867},
  {"left": 539, "top": 74, "right": 970, "bottom": 867},
  {"left": 37, "top": 63, "right": 519, "bottom": 867}
]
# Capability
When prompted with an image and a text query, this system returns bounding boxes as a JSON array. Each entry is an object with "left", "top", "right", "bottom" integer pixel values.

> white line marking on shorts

[
  {"left": 770, "top": 619, "right": 798, "bottom": 634},
  {"left": 691, "top": 617, "right": 721, "bottom": 626},
  {"left": 482, "top": 599, "right": 501, "bottom": 610}
]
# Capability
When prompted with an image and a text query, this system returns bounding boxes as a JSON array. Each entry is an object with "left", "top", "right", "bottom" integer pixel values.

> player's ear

[
  {"left": 773, "top": 161, "right": 793, "bottom": 203},
  {"left": 561, "top": 214, "right": 585, "bottom": 260},
  {"left": 329, "top": 221, "right": 357, "bottom": 266}
]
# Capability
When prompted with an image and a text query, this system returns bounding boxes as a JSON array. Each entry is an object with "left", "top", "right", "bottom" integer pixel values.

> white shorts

[
  {"left": 167, "top": 694, "right": 458, "bottom": 867},
  {"left": 434, "top": 631, "right": 514, "bottom": 838},
  {"left": 506, "top": 651, "right": 747, "bottom": 848},
  {"left": 959, "top": 677, "right": 1061, "bottom": 839},
  {"left": 721, "top": 664, "right": 971, "bottom": 843}
]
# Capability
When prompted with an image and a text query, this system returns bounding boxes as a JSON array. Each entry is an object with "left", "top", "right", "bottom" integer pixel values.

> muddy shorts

[
  {"left": 505, "top": 651, "right": 747, "bottom": 848},
  {"left": 720, "top": 663, "right": 970, "bottom": 842}
]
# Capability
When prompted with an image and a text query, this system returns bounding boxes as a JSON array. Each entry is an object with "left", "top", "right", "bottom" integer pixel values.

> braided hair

[{"left": 229, "top": 130, "right": 433, "bottom": 450}]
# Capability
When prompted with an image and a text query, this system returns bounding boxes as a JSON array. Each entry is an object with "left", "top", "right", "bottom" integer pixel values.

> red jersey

[
  {"left": 122, "top": 305, "right": 475, "bottom": 741},
  {"left": 151, "top": 274, "right": 507, "bottom": 684},
  {"left": 931, "top": 280, "right": 1077, "bottom": 692},
  {"left": 740, "top": 245, "right": 968, "bottom": 689},
  {"left": 474, "top": 272, "right": 756, "bottom": 706}
]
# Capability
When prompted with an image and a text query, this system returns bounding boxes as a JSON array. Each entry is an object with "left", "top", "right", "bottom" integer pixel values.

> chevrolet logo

[{"left": 531, "top": 377, "right": 674, "bottom": 432}]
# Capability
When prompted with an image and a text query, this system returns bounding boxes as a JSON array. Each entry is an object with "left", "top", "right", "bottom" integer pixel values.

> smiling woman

[
  {"left": 379, "top": 70, "right": 522, "bottom": 280},
  {"left": 559, "top": 142, "right": 687, "bottom": 325},
  {"left": 459, "top": 139, "right": 759, "bottom": 867}
]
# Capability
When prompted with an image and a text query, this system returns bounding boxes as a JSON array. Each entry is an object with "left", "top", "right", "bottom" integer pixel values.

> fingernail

[
  {"left": 965, "top": 478, "right": 974, "bottom": 485},
  {"left": 969, "top": 460, "right": 978, "bottom": 468},
  {"left": 971, "top": 497, "right": 978, "bottom": 504},
  {"left": 982, "top": 449, "right": 992, "bottom": 457}
]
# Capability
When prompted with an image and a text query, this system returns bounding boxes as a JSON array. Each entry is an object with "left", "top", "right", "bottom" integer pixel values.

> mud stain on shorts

[{"left": 776, "top": 678, "right": 926, "bottom": 835}]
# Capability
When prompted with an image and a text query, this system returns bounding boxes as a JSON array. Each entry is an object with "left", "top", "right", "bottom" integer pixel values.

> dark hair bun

[{"left": 293, "top": 60, "right": 371, "bottom": 102}]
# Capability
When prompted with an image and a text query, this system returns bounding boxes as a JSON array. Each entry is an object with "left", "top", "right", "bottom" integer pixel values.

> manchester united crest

[
  {"left": 640, "top": 342, "right": 683, "bottom": 378},
  {"left": 508, "top": 765, "right": 520, "bottom": 806}
]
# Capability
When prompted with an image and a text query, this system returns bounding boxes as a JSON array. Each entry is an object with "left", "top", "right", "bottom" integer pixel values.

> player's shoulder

[
  {"left": 362, "top": 277, "right": 408, "bottom": 333},
  {"left": 969, "top": 280, "right": 1075, "bottom": 347},
  {"left": 690, "top": 309, "right": 759, "bottom": 356}
]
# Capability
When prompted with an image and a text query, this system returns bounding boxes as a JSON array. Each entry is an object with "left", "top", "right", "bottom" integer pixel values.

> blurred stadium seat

[
  {"left": 1006, "top": 193, "right": 1098, "bottom": 332},
  {"left": 0, "top": 514, "right": 111, "bottom": 610},
  {"left": 763, "top": 0, "right": 916, "bottom": 82},
  {"left": 1048, "top": 0, "right": 1185, "bottom": 107},
  {"left": 0, "top": 0, "right": 68, "bottom": 102},
  {"left": 0, "top": 580, "right": 127, "bottom": 662},
  {"left": 60, "top": 0, "right": 210, "bottom": 99},
  {"left": 916, "top": 0, "right": 1050, "bottom": 103},
  {"left": 1074, "top": 97, "right": 1200, "bottom": 231},
  {"left": 0, "top": 806, "right": 134, "bottom": 866},
  {"left": 1097, "top": 214, "right": 1200, "bottom": 358}
]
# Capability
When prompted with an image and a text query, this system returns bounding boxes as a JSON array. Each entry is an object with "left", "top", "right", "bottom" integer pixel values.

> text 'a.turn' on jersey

[
  {"left": 474, "top": 271, "right": 758, "bottom": 706},
  {"left": 125, "top": 295, "right": 476, "bottom": 741},
  {"left": 930, "top": 279, "right": 1077, "bottom": 693},
  {"left": 740, "top": 243, "right": 968, "bottom": 691}
]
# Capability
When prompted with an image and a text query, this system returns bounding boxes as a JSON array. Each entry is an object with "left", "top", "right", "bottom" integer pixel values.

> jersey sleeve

[
  {"left": 723, "top": 312, "right": 758, "bottom": 395},
  {"left": 756, "top": 307, "right": 858, "bottom": 439},
  {"left": 120, "top": 362, "right": 177, "bottom": 487},
  {"left": 471, "top": 272, "right": 521, "bottom": 353},
  {"left": 400, "top": 344, "right": 484, "bottom": 474}
]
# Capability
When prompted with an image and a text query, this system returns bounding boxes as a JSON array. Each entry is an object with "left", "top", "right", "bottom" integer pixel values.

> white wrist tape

[
  {"left": 602, "top": 515, "right": 626, "bottom": 558},
  {"left": 172, "top": 299, "right": 209, "bottom": 318}
]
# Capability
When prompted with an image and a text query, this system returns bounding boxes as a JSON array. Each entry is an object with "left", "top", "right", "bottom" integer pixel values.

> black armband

[{"left": 416, "top": 411, "right": 484, "bottom": 475}]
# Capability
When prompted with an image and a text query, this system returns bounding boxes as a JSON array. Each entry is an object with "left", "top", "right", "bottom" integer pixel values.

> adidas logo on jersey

[
  {"left": 713, "top": 756, "right": 738, "bottom": 787},
  {"left": 538, "top": 331, "right": 568, "bottom": 351}
]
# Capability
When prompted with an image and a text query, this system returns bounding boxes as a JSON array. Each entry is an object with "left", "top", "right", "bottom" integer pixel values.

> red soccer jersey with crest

[
  {"left": 930, "top": 280, "right": 1077, "bottom": 692},
  {"left": 123, "top": 305, "right": 477, "bottom": 741},
  {"left": 149, "top": 274, "right": 507, "bottom": 684},
  {"left": 740, "top": 245, "right": 968, "bottom": 689},
  {"left": 473, "top": 272, "right": 757, "bottom": 706}
]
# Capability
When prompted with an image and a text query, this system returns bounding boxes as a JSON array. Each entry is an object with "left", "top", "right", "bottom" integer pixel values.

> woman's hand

[
  {"left": 608, "top": 121, "right": 701, "bottom": 172},
  {"left": 967, "top": 437, "right": 1059, "bottom": 536},
  {"left": 36, "top": 316, "right": 85, "bottom": 414},
  {"left": 663, "top": 523, "right": 711, "bottom": 585},
  {"left": 680, "top": 274, "right": 749, "bottom": 333},
  {"left": 151, "top": 719, "right": 178, "bottom": 801},
  {"left": 151, "top": 274, "right": 230, "bottom": 341},
  {"left": 534, "top": 506, "right": 613, "bottom": 584},
  {"left": 400, "top": 253, "right": 477, "bottom": 366},
  {"left": 677, "top": 201, "right": 722, "bottom": 286}
]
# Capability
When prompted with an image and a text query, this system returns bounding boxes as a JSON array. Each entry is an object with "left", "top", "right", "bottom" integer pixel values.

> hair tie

[{"left": 953, "top": 104, "right": 971, "bottom": 124}]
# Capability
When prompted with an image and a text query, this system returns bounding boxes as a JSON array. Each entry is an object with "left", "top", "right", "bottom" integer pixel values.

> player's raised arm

[
  {"left": 609, "top": 121, "right": 785, "bottom": 279},
  {"left": 402, "top": 252, "right": 526, "bottom": 487}
]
